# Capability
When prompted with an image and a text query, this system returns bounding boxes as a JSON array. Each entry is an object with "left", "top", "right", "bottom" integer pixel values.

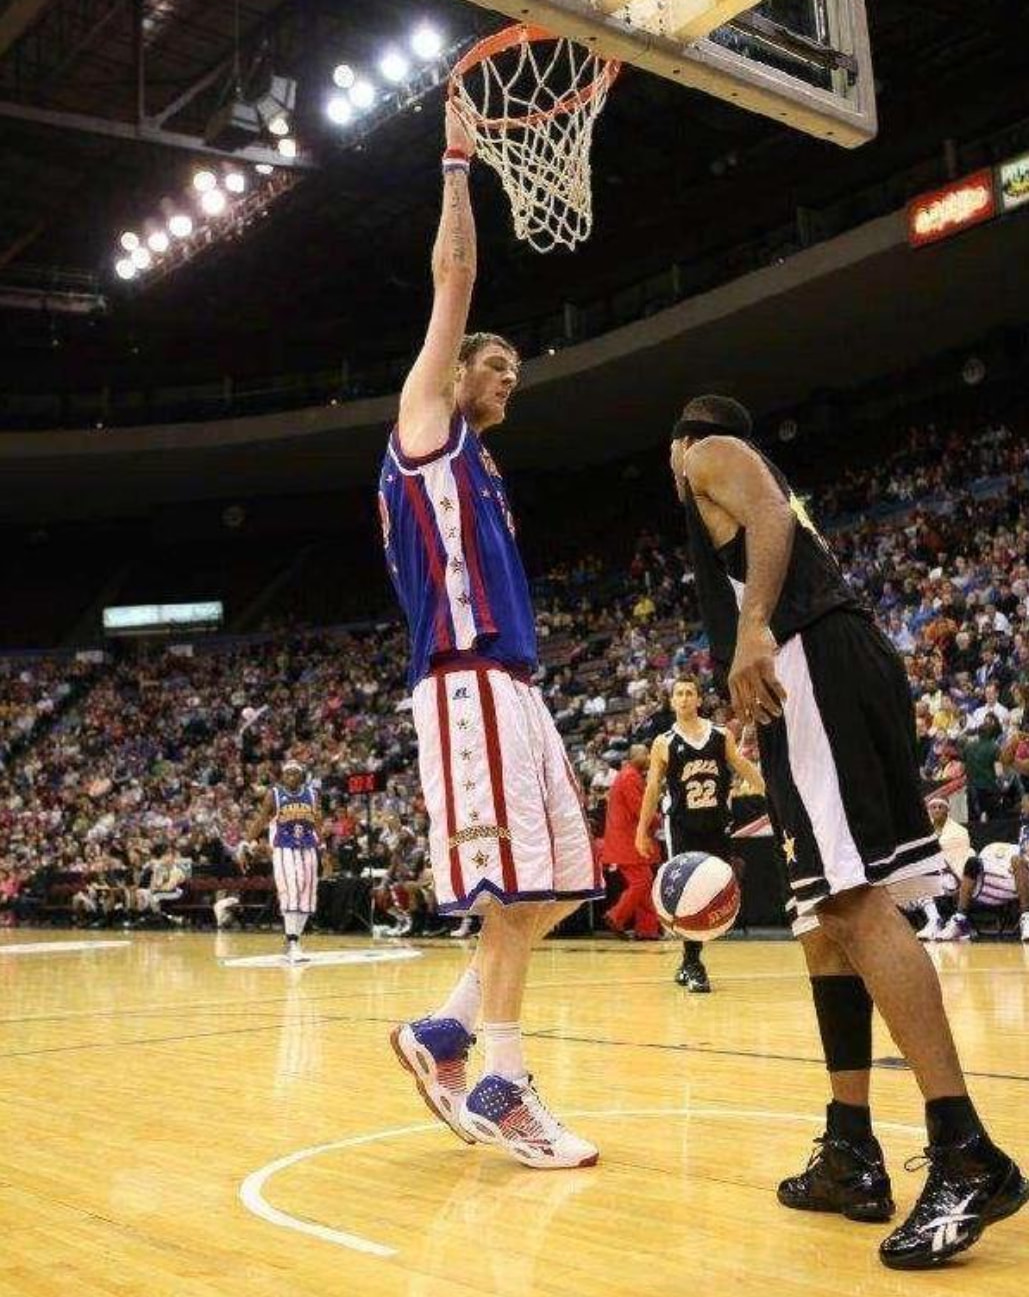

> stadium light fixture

[
  {"left": 326, "top": 95, "right": 354, "bottom": 126},
  {"left": 255, "top": 73, "right": 297, "bottom": 134},
  {"left": 255, "top": 163, "right": 274, "bottom": 175},
  {"left": 193, "top": 169, "right": 217, "bottom": 193},
  {"left": 333, "top": 63, "right": 357, "bottom": 90},
  {"left": 277, "top": 136, "right": 298, "bottom": 159},
  {"left": 130, "top": 246, "right": 152, "bottom": 270},
  {"left": 379, "top": 49, "right": 410, "bottom": 83},
  {"left": 411, "top": 24, "right": 444, "bottom": 60},
  {"left": 147, "top": 229, "right": 170, "bottom": 255},
  {"left": 200, "top": 187, "right": 227, "bottom": 216},
  {"left": 168, "top": 213, "right": 193, "bottom": 238},
  {"left": 115, "top": 257, "right": 137, "bottom": 280},
  {"left": 225, "top": 172, "right": 247, "bottom": 195},
  {"left": 119, "top": 231, "right": 139, "bottom": 252},
  {"left": 349, "top": 80, "right": 376, "bottom": 111}
]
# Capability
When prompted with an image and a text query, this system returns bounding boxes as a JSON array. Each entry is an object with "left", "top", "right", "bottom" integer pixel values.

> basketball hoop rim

[{"left": 449, "top": 23, "right": 621, "bottom": 132}]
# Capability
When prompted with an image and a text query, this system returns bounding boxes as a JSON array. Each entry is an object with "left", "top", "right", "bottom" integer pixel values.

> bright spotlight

[
  {"left": 379, "top": 49, "right": 410, "bottom": 83},
  {"left": 225, "top": 172, "right": 246, "bottom": 195},
  {"left": 277, "top": 136, "right": 298, "bottom": 159},
  {"left": 119, "top": 231, "right": 139, "bottom": 252},
  {"left": 411, "top": 24, "right": 443, "bottom": 60},
  {"left": 255, "top": 163, "right": 274, "bottom": 175},
  {"left": 326, "top": 95, "right": 353, "bottom": 126},
  {"left": 193, "top": 169, "right": 217, "bottom": 193},
  {"left": 268, "top": 113, "right": 290, "bottom": 137},
  {"left": 130, "top": 246, "right": 152, "bottom": 270},
  {"left": 349, "top": 80, "right": 376, "bottom": 111},
  {"left": 332, "top": 63, "right": 356, "bottom": 89},
  {"left": 115, "top": 257, "right": 137, "bottom": 280},
  {"left": 168, "top": 213, "right": 193, "bottom": 238},
  {"left": 147, "top": 229, "right": 170, "bottom": 254},
  {"left": 200, "top": 187, "right": 227, "bottom": 216}
]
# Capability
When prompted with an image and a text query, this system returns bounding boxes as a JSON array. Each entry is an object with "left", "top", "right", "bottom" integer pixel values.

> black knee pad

[
  {"left": 963, "top": 855, "right": 983, "bottom": 882},
  {"left": 811, "top": 975, "right": 873, "bottom": 1073}
]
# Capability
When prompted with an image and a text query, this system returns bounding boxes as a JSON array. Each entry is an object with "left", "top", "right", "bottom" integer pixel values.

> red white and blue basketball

[{"left": 652, "top": 852, "right": 740, "bottom": 941}]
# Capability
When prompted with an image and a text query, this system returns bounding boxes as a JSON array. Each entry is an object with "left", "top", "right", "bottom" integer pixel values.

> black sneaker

[
  {"left": 674, "top": 960, "right": 711, "bottom": 993},
  {"left": 778, "top": 1133, "right": 895, "bottom": 1222},
  {"left": 879, "top": 1135, "right": 1029, "bottom": 1270}
]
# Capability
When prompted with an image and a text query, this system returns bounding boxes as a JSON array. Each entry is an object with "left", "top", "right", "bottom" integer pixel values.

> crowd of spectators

[{"left": 1, "top": 405, "right": 1027, "bottom": 927}]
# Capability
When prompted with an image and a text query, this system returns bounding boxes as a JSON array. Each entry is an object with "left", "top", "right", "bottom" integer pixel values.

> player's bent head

[
  {"left": 456, "top": 332, "right": 521, "bottom": 433},
  {"left": 671, "top": 394, "right": 753, "bottom": 443},
  {"left": 282, "top": 759, "right": 304, "bottom": 789}
]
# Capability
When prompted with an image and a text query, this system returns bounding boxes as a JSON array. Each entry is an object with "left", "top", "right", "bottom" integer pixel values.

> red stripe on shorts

[
  {"left": 477, "top": 669, "right": 518, "bottom": 894},
  {"left": 436, "top": 676, "right": 466, "bottom": 903}
]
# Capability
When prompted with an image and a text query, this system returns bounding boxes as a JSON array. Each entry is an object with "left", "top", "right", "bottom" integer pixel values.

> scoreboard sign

[
  {"left": 907, "top": 170, "right": 996, "bottom": 248},
  {"left": 346, "top": 771, "right": 387, "bottom": 796}
]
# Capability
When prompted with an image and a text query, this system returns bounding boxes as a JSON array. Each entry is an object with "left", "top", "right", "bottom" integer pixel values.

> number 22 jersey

[{"left": 664, "top": 722, "right": 733, "bottom": 846}]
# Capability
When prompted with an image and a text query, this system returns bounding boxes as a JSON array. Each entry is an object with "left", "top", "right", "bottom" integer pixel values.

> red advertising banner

[{"left": 907, "top": 169, "right": 997, "bottom": 247}]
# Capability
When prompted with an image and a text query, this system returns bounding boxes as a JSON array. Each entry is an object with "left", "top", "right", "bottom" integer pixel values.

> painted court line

[
  {"left": 0, "top": 940, "right": 131, "bottom": 957},
  {"left": 220, "top": 948, "right": 423, "bottom": 969},
  {"left": 239, "top": 1106, "right": 924, "bottom": 1260}
]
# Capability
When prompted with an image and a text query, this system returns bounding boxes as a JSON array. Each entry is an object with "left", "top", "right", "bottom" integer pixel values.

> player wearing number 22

[
  {"left": 380, "top": 103, "right": 602, "bottom": 1171},
  {"left": 636, "top": 677, "right": 764, "bottom": 991},
  {"left": 669, "top": 394, "right": 1027, "bottom": 1270}
]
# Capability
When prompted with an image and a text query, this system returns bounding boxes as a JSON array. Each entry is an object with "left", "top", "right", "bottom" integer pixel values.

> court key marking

[{"left": 239, "top": 1106, "right": 924, "bottom": 1259}]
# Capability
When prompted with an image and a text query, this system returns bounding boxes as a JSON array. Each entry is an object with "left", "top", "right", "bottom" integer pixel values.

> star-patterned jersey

[
  {"left": 379, "top": 412, "right": 538, "bottom": 688},
  {"left": 271, "top": 783, "right": 319, "bottom": 850}
]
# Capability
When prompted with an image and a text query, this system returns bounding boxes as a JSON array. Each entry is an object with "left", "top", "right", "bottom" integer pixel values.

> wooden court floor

[{"left": 1, "top": 929, "right": 1027, "bottom": 1297}]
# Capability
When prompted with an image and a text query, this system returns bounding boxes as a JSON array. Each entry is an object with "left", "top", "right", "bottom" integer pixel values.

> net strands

[{"left": 451, "top": 32, "right": 619, "bottom": 254}]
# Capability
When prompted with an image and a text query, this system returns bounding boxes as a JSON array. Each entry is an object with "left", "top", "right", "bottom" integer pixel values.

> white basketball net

[{"left": 450, "top": 30, "right": 619, "bottom": 254}]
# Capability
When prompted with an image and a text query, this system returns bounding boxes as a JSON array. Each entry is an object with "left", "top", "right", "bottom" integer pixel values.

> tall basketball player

[
  {"left": 636, "top": 677, "right": 764, "bottom": 991},
  {"left": 380, "top": 104, "right": 602, "bottom": 1169},
  {"left": 668, "top": 394, "right": 1027, "bottom": 1268},
  {"left": 245, "top": 759, "right": 321, "bottom": 965}
]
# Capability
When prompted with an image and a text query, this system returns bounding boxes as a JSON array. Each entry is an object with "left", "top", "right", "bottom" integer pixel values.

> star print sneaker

[
  {"left": 459, "top": 1074, "right": 599, "bottom": 1169},
  {"left": 390, "top": 1016, "right": 476, "bottom": 1145}
]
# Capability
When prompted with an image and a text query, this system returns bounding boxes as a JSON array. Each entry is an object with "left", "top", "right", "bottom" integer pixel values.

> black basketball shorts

[{"left": 757, "top": 611, "right": 945, "bottom": 936}]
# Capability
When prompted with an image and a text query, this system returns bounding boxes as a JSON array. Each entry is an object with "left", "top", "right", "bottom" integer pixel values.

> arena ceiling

[{"left": 1, "top": 0, "right": 1028, "bottom": 400}]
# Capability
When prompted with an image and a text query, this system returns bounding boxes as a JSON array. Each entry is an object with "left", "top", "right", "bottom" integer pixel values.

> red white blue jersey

[
  {"left": 271, "top": 783, "right": 319, "bottom": 850},
  {"left": 379, "top": 413, "right": 538, "bottom": 688}
]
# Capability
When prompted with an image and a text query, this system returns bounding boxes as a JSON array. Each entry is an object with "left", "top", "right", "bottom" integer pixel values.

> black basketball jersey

[
  {"left": 681, "top": 444, "right": 864, "bottom": 673},
  {"left": 664, "top": 723, "right": 733, "bottom": 844}
]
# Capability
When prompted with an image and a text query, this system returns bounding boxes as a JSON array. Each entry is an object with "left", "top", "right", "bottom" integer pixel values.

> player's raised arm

[
  {"left": 683, "top": 436, "right": 792, "bottom": 727},
  {"left": 635, "top": 736, "right": 668, "bottom": 860},
  {"left": 397, "top": 103, "right": 478, "bottom": 459}
]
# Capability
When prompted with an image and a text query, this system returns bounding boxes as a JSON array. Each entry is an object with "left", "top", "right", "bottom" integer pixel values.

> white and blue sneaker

[
  {"left": 459, "top": 1074, "right": 599, "bottom": 1170},
  {"left": 390, "top": 1017, "right": 476, "bottom": 1144}
]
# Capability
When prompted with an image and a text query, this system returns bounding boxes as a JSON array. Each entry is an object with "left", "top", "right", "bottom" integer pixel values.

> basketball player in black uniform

[
  {"left": 667, "top": 394, "right": 1027, "bottom": 1270},
  {"left": 636, "top": 677, "right": 764, "bottom": 991}
]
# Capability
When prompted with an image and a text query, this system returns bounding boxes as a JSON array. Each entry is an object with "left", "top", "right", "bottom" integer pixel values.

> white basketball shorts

[
  {"left": 412, "top": 660, "right": 602, "bottom": 914},
  {"left": 271, "top": 846, "right": 319, "bottom": 916}
]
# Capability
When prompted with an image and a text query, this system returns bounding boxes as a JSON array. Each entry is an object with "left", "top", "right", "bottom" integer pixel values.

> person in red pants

[{"left": 602, "top": 744, "right": 662, "bottom": 940}]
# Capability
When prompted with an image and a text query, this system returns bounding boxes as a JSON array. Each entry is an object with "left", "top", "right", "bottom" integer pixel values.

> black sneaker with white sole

[{"left": 879, "top": 1135, "right": 1029, "bottom": 1270}]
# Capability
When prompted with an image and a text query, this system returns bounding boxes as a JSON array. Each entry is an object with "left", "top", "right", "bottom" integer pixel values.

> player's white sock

[
  {"left": 921, "top": 899, "right": 941, "bottom": 926},
  {"left": 483, "top": 1021, "right": 526, "bottom": 1082},
  {"left": 283, "top": 912, "right": 302, "bottom": 938},
  {"left": 434, "top": 967, "right": 481, "bottom": 1032}
]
